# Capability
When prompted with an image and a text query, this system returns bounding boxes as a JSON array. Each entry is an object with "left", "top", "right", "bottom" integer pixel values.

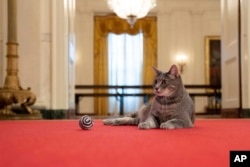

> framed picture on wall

[{"left": 205, "top": 36, "right": 221, "bottom": 86}]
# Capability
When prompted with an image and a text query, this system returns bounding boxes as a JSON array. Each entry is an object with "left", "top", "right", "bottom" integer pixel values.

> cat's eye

[{"left": 162, "top": 80, "right": 167, "bottom": 84}]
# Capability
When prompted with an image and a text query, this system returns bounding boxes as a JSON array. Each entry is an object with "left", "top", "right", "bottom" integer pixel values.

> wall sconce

[{"left": 176, "top": 54, "right": 187, "bottom": 74}]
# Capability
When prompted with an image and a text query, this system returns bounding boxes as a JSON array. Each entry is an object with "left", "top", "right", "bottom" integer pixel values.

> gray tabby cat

[{"left": 103, "top": 64, "right": 195, "bottom": 129}]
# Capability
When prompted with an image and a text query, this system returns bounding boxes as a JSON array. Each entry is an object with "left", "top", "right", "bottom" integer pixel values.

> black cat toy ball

[{"left": 79, "top": 115, "right": 94, "bottom": 130}]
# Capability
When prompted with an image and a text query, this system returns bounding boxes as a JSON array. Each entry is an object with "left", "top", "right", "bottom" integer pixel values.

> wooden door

[{"left": 221, "top": 0, "right": 241, "bottom": 115}]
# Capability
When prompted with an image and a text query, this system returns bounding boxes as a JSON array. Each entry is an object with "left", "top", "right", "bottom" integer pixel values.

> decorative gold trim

[{"left": 205, "top": 36, "right": 221, "bottom": 85}]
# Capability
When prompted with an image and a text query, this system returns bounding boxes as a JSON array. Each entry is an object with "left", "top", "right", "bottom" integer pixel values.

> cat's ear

[
  {"left": 152, "top": 66, "right": 162, "bottom": 76},
  {"left": 169, "top": 64, "right": 180, "bottom": 78}
]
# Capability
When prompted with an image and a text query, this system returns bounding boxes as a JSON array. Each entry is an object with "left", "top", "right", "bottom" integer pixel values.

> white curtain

[{"left": 108, "top": 32, "right": 143, "bottom": 115}]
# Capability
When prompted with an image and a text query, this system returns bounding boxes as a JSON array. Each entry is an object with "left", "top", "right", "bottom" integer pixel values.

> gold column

[
  {"left": 4, "top": 0, "right": 19, "bottom": 90},
  {"left": 0, "top": 0, "right": 41, "bottom": 118},
  {"left": 8, "top": 0, "right": 17, "bottom": 43}
]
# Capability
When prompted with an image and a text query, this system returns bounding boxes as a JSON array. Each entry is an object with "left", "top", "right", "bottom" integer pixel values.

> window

[
  {"left": 108, "top": 32, "right": 143, "bottom": 115},
  {"left": 94, "top": 15, "right": 156, "bottom": 115}
]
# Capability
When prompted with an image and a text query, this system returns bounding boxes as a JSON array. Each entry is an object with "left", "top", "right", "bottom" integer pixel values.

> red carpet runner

[{"left": 0, "top": 119, "right": 250, "bottom": 167}]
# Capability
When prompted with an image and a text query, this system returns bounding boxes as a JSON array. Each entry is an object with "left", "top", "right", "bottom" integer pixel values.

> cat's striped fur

[{"left": 103, "top": 65, "right": 195, "bottom": 129}]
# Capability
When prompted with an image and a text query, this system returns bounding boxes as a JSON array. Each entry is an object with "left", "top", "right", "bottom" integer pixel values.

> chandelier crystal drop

[{"left": 106, "top": 0, "right": 157, "bottom": 27}]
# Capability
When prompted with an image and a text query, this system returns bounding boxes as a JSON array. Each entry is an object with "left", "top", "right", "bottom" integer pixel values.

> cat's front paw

[
  {"left": 160, "top": 122, "right": 176, "bottom": 129},
  {"left": 138, "top": 122, "right": 151, "bottom": 129}
]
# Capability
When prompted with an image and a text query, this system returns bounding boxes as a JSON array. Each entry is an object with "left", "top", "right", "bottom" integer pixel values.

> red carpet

[{"left": 0, "top": 119, "right": 250, "bottom": 167}]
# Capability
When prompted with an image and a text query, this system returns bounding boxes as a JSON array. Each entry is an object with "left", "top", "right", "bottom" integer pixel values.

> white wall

[
  {"left": 0, "top": 0, "right": 71, "bottom": 110},
  {"left": 1, "top": 0, "right": 249, "bottom": 114},
  {"left": 0, "top": 0, "right": 5, "bottom": 86},
  {"left": 40, "top": 0, "right": 52, "bottom": 108},
  {"left": 247, "top": 0, "right": 250, "bottom": 109},
  {"left": 241, "top": 0, "right": 250, "bottom": 108},
  {"left": 0, "top": 0, "right": 223, "bottom": 113},
  {"left": 75, "top": 0, "right": 221, "bottom": 86},
  {"left": 75, "top": 0, "right": 221, "bottom": 113}
]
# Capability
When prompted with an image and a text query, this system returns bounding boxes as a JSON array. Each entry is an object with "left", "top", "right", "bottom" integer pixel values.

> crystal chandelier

[{"left": 106, "top": 0, "right": 157, "bottom": 27}]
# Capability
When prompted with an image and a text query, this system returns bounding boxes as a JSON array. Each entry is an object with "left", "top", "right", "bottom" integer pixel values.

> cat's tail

[
  {"left": 126, "top": 104, "right": 147, "bottom": 118},
  {"left": 127, "top": 112, "right": 138, "bottom": 118},
  {"left": 103, "top": 105, "right": 146, "bottom": 126},
  {"left": 103, "top": 116, "right": 140, "bottom": 125},
  {"left": 122, "top": 112, "right": 139, "bottom": 125}
]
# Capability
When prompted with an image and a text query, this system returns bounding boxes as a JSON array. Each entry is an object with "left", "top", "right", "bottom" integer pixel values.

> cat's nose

[{"left": 155, "top": 87, "right": 159, "bottom": 91}]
